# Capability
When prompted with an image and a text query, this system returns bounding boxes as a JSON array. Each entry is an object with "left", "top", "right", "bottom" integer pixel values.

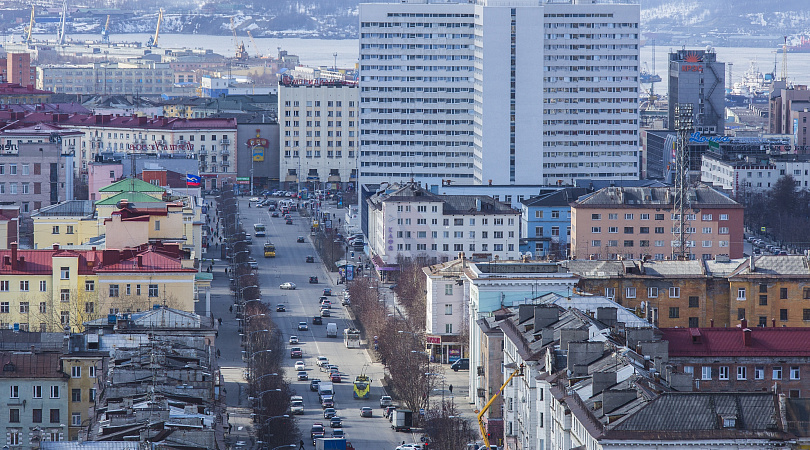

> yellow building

[
  {"left": 0, "top": 243, "right": 197, "bottom": 333},
  {"left": 62, "top": 353, "right": 103, "bottom": 440},
  {"left": 31, "top": 200, "right": 101, "bottom": 249}
]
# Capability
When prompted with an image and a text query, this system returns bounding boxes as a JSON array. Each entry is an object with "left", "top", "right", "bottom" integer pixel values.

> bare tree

[{"left": 423, "top": 402, "right": 479, "bottom": 450}]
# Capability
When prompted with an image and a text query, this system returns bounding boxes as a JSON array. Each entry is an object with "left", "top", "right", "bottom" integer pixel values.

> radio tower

[{"left": 674, "top": 103, "right": 694, "bottom": 260}]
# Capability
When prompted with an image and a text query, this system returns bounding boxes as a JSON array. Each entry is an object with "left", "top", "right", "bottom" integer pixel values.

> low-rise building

[
  {"left": 32, "top": 201, "right": 98, "bottom": 249},
  {"left": 520, "top": 188, "right": 589, "bottom": 258},
  {"left": 367, "top": 182, "right": 521, "bottom": 269},
  {"left": 571, "top": 185, "right": 744, "bottom": 260},
  {"left": 0, "top": 82, "right": 52, "bottom": 105},
  {"left": 423, "top": 258, "right": 468, "bottom": 364}
]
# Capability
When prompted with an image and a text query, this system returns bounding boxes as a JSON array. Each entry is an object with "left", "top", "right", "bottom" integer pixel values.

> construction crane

[
  {"left": 23, "top": 5, "right": 35, "bottom": 46},
  {"left": 56, "top": 0, "right": 67, "bottom": 45},
  {"left": 477, "top": 364, "right": 524, "bottom": 449},
  {"left": 101, "top": 15, "right": 111, "bottom": 43},
  {"left": 146, "top": 8, "right": 163, "bottom": 48},
  {"left": 229, "top": 17, "right": 248, "bottom": 61},
  {"left": 247, "top": 30, "right": 261, "bottom": 58}
]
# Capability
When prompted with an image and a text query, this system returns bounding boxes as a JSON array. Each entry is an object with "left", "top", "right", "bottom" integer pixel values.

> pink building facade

[{"left": 88, "top": 160, "right": 123, "bottom": 202}]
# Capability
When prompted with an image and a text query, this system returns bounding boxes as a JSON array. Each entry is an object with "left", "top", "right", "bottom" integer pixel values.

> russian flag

[{"left": 186, "top": 174, "right": 201, "bottom": 187}]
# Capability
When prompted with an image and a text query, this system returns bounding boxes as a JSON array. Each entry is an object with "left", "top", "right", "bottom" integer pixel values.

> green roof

[
  {"left": 99, "top": 178, "right": 165, "bottom": 193},
  {"left": 95, "top": 191, "right": 167, "bottom": 206}
]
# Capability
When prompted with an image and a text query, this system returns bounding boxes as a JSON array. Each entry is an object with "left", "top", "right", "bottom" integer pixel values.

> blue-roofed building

[{"left": 520, "top": 188, "right": 589, "bottom": 258}]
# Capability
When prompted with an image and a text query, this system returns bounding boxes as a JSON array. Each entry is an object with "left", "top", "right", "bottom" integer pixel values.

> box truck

[
  {"left": 391, "top": 409, "right": 413, "bottom": 432},
  {"left": 315, "top": 438, "right": 354, "bottom": 450}
]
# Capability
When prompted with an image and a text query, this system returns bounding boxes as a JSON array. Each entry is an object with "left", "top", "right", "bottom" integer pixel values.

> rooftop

[
  {"left": 574, "top": 185, "right": 741, "bottom": 208},
  {"left": 33, "top": 200, "right": 94, "bottom": 217},
  {"left": 521, "top": 188, "right": 591, "bottom": 208},
  {"left": 99, "top": 177, "right": 166, "bottom": 193},
  {"left": 0, "top": 351, "right": 66, "bottom": 379},
  {"left": 0, "top": 82, "right": 53, "bottom": 96},
  {"left": 369, "top": 181, "right": 519, "bottom": 215},
  {"left": 95, "top": 191, "right": 167, "bottom": 206},
  {"left": 661, "top": 326, "right": 810, "bottom": 357}
]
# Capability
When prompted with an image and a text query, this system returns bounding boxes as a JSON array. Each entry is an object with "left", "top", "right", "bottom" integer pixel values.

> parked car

[
  {"left": 312, "top": 316, "right": 323, "bottom": 325},
  {"left": 298, "top": 322, "right": 309, "bottom": 331},
  {"left": 380, "top": 395, "right": 393, "bottom": 408},
  {"left": 289, "top": 336, "right": 299, "bottom": 344},
  {"left": 360, "top": 407, "right": 373, "bottom": 418},
  {"left": 280, "top": 282, "right": 297, "bottom": 290},
  {"left": 310, "top": 379, "right": 321, "bottom": 392},
  {"left": 298, "top": 370, "right": 309, "bottom": 381},
  {"left": 290, "top": 347, "right": 303, "bottom": 358}
]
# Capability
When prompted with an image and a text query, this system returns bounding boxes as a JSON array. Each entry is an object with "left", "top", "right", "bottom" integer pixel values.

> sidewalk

[{"left": 201, "top": 201, "right": 256, "bottom": 449}]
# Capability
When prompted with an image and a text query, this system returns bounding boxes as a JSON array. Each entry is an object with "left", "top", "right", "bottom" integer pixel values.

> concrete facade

[
  {"left": 37, "top": 62, "right": 174, "bottom": 96},
  {"left": 667, "top": 49, "right": 725, "bottom": 134}
]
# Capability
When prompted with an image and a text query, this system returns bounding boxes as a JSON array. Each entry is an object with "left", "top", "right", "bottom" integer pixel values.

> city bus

[
  {"left": 253, "top": 223, "right": 266, "bottom": 237},
  {"left": 353, "top": 374, "right": 371, "bottom": 400},
  {"left": 263, "top": 242, "right": 276, "bottom": 258}
]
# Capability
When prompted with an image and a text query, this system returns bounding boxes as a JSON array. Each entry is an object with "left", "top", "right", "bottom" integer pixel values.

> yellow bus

[
  {"left": 353, "top": 374, "right": 371, "bottom": 399},
  {"left": 263, "top": 242, "right": 276, "bottom": 258}
]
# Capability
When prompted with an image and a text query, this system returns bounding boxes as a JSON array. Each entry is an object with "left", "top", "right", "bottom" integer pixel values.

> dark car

[
  {"left": 451, "top": 358, "right": 470, "bottom": 372},
  {"left": 286, "top": 218, "right": 294, "bottom": 225},
  {"left": 330, "top": 416, "right": 343, "bottom": 428},
  {"left": 323, "top": 288, "right": 332, "bottom": 296},
  {"left": 312, "top": 316, "right": 323, "bottom": 325},
  {"left": 309, "top": 276, "right": 319, "bottom": 284},
  {"left": 271, "top": 211, "right": 280, "bottom": 217},
  {"left": 290, "top": 347, "right": 303, "bottom": 358},
  {"left": 276, "top": 304, "right": 286, "bottom": 312},
  {"left": 310, "top": 379, "right": 322, "bottom": 392},
  {"left": 322, "top": 398, "right": 335, "bottom": 408},
  {"left": 310, "top": 423, "right": 325, "bottom": 440},
  {"left": 297, "top": 236, "right": 306, "bottom": 243},
  {"left": 306, "top": 256, "right": 315, "bottom": 263},
  {"left": 331, "top": 372, "right": 341, "bottom": 383}
]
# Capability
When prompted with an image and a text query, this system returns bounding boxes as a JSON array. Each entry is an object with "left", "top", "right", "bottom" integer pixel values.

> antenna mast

[
  {"left": 674, "top": 103, "right": 693, "bottom": 260},
  {"left": 781, "top": 36, "right": 788, "bottom": 82}
]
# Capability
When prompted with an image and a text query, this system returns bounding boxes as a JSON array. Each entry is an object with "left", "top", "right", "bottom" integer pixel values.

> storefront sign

[
  {"left": 126, "top": 142, "right": 194, "bottom": 152},
  {"left": 426, "top": 336, "right": 441, "bottom": 345}
]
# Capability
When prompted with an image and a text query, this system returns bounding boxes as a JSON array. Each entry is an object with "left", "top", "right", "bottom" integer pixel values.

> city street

[{"left": 222, "top": 198, "right": 432, "bottom": 449}]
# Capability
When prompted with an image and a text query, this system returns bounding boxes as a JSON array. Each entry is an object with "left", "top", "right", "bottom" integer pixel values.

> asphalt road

[{"left": 240, "top": 198, "right": 421, "bottom": 450}]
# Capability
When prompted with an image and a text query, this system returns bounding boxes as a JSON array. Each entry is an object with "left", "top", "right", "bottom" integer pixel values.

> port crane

[
  {"left": 247, "top": 30, "right": 261, "bottom": 58},
  {"left": 101, "top": 15, "right": 111, "bottom": 43},
  {"left": 23, "top": 5, "right": 35, "bottom": 46},
  {"left": 146, "top": 8, "right": 163, "bottom": 48},
  {"left": 56, "top": 0, "right": 67, "bottom": 45},
  {"left": 229, "top": 17, "right": 248, "bottom": 61},
  {"left": 477, "top": 364, "right": 523, "bottom": 449}
]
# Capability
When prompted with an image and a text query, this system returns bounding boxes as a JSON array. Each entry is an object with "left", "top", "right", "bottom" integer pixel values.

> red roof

[
  {"left": 0, "top": 82, "right": 53, "bottom": 96},
  {"left": 0, "top": 352, "right": 66, "bottom": 379},
  {"left": 94, "top": 248, "right": 196, "bottom": 273},
  {"left": 661, "top": 327, "right": 810, "bottom": 357}
]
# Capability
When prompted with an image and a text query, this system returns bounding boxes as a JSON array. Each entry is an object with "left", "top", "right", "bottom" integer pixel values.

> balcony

[
  {"left": 477, "top": 388, "right": 486, "bottom": 398},
  {"left": 220, "top": 149, "right": 230, "bottom": 156},
  {"left": 221, "top": 161, "right": 230, "bottom": 168},
  {"left": 477, "top": 366, "right": 485, "bottom": 376},
  {"left": 198, "top": 149, "right": 207, "bottom": 156},
  {"left": 220, "top": 138, "right": 230, "bottom": 145}
]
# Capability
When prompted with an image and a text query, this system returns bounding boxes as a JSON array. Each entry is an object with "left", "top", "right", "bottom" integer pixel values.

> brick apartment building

[
  {"left": 0, "top": 53, "right": 36, "bottom": 87},
  {"left": 571, "top": 185, "right": 744, "bottom": 261}
]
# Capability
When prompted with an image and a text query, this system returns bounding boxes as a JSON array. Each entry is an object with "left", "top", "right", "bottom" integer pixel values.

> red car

[
  {"left": 331, "top": 372, "right": 341, "bottom": 383},
  {"left": 310, "top": 423, "right": 325, "bottom": 440}
]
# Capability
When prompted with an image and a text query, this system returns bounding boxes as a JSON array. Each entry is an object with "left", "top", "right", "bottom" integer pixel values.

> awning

[{"left": 371, "top": 253, "right": 399, "bottom": 271}]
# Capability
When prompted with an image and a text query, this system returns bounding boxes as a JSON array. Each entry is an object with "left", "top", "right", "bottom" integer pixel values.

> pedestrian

[
  {"left": 225, "top": 267, "right": 228, "bottom": 275},
  {"left": 299, "top": 439, "right": 305, "bottom": 450},
  {"left": 216, "top": 349, "right": 221, "bottom": 358},
  {"left": 449, "top": 384, "right": 453, "bottom": 393},
  {"left": 229, "top": 305, "right": 233, "bottom": 314},
  {"left": 218, "top": 318, "right": 222, "bottom": 325}
]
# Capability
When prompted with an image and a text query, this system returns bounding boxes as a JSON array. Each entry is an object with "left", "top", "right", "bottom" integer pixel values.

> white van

[
  {"left": 326, "top": 323, "right": 338, "bottom": 338},
  {"left": 290, "top": 395, "right": 304, "bottom": 415}
]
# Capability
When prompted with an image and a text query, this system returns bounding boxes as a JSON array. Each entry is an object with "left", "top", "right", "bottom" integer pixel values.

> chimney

[
  {"left": 137, "top": 255, "right": 143, "bottom": 267},
  {"left": 750, "top": 255, "right": 756, "bottom": 272},
  {"left": 743, "top": 328, "right": 752, "bottom": 347},
  {"left": 773, "top": 318, "right": 776, "bottom": 328},
  {"left": 53, "top": 244, "right": 59, "bottom": 251},
  {"left": 740, "top": 318, "right": 747, "bottom": 329},
  {"left": 10, "top": 242, "right": 17, "bottom": 270},
  {"left": 710, "top": 319, "right": 714, "bottom": 327}
]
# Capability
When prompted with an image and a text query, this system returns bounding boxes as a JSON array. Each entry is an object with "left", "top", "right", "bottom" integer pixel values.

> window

[
  {"left": 781, "top": 309, "right": 788, "bottom": 321},
  {"left": 19, "top": 280, "right": 28, "bottom": 292},
  {"left": 89, "top": 366, "right": 96, "bottom": 378},
  {"left": 623, "top": 240, "right": 634, "bottom": 247},
  {"left": 773, "top": 367, "right": 783, "bottom": 380},
  {"left": 552, "top": 210, "right": 560, "bottom": 219},
  {"left": 126, "top": 284, "right": 131, "bottom": 296},
  {"left": 669, "top": 307, "right": 679, "bottom": 318},
  {"left": 50, "top": 408, "right": 60, "bottom": 423},
  {"left": 689, "top": 317, "right": 699, "bottom": 327},
  {"left": 608, "top": 227, "right": 618, "bottom": 233},
  {"left": 89, "top": 388, "right": 96, "bottom": 402},
  {"left": 19, "top": 302, "right": 28, "bottom": 313},
  {"left": 72, "top": 412, "right": 82, "bottom": 426},
  {"left": 760, "top": 284, "right": 768, "bottom": 293},
  {"left": 624, "top": 227, "right": 634, "bottom": 234},
  {"left": 109, "top": 284, "right": 119, "bottom": 297},
  {"left": 50, "top": 385, "right": 60, "bottom": 398},
  {"left": 61, "top": 266, "right": 70, "bottom": 279},
  {"left": 719, "top": 366, "right": 729, "bottom": 380},
  {"left": 9, "top": 408, "right": 20, "bottom": 423},
  {"left": 66, "top": 226, "right": 74, "bottom": 234},
  {"left": 39, "top": 302, "right": 46, "bottom": 314},
  {"left": 1, "top": 281, "right": 8, "bottom": 292},
  {"left": 591, "top": 240, "right": 601, "bottom": 247},
  {"left": 0, "top": 301, "right": 7, "bottom": 313},
  {"left": 71, "top": 366, "right": 81, "bottom": 378},
  {"left": 10, "top": 385, "right": 19, "bottom": 398},
  {"left": 52, "top": 226, "right": 60, "bottom": 234},
  {"left": 737, "top": 287, "right": 746, "bottom": 300},
  {"left": 591, "top": 227, "right": 601, "bottom": 233},
  {"left": 669, "top": 287, "right": 680, "bottom": 298},
  {"left": 737, "top": 366, "right": 747, "bottom": 380},
  {"left": 720, "top": 214, "right": 729, "bottom": 220},
  {"left": 608, "top": 213, "right": 618, "bottom": 220},
  {"left": 148, "top": 284, "right": 159, "bottom": 297},
  {"left": 758, "top": 294, "right": 768, "bottom": 306},
  {"left": 605, "top": 288, "right": 615, "bottom": 299},
  {"left": 445, "top": 323, "right": 453, "bottom": 334},
  {"left": 86, "top": 280, "right": 94, "bottom": 291},
  {"left": 33, "top": 408, "right": 42, "bottom": 423},
  {"left": 791, "top": 367, "right": 800, "bottom": 380},
  {"left": 445, "top": 304, "right": 453, "bottom": 315},
  {"left": 648, "top": 287, "right": 658, "bottom": 298},
  {"left": 155, "top": 220, "right": 160, "bottom": 231},
  {"left": 72, "top": 388, "right": 81, "bottom": 402},
  {"left": 701, "top": 366, "right": 712, "bottom": 380},
  {"left": 40, "top": 280, "right": 47, "bottom": 292},
  {"left": 654, "top": 227, "right": 665, "bottom": 234},
  {"left": 33, "top": 385, "right": 42, "bottom": 398},
  {"left": 781, "top": 288, "right": 788, "bottom": 299},
  {"left": 655, "top": 214, "right": 665, "bottom": 220},
  {"left": 61, "top": 311, "right": 69, "bottom": 326},
  {"left": 626, "top": 287, "right": 636, "bottom": 298},
  {"left": 60, "top": 289, "right": 69, "bottom": 302},
  {"left": 755, "top": 366, "right": 765, "bottom": 380},
  {"left": 689, "top": 296, "right": 699, "bottom": 308},
  {"left": 738, "top": 308, "right": 746, "bottom": 320},
  {"left": 445, "top": 284, "right": 453, "bottom": 296},
  {"left": 640, "top": 227, "right": 649, "bottom": 234},
  {"left": 591, "top": 213, "right": 602, "bottom": 220},
  {"left": 624, "top": 213, "right": 634, "bottom": 220}
]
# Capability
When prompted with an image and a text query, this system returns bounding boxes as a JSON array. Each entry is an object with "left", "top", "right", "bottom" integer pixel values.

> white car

[
  {"left": 316, "top": 356, "right": 329, "bottom": 367},
  {"left": 396, "top": 445, "right": 424, "bottom": 450},
  {"left": 295, "top": 360, "right": 306, "bottom": 371},
  {"left": 280, "top": 282, "right": 296, "bottom": 290},
  {"left": 249, "top": 197, "right": 261, "bottom": 202},
  {"left": 289, "top": 336, "right": 299, "bottom": 344}
]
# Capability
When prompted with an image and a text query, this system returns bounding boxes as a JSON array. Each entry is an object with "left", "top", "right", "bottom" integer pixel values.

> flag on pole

[{"left": 186, "top": 174, "right": 201, "bottom": 187}]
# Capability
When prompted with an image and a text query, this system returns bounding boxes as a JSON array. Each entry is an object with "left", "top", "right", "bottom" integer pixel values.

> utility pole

[{"left": 674, "top": 103, "right": 693, "bottom": 260}]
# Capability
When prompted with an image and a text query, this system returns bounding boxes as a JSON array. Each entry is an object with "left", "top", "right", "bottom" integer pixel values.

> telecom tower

[{"left": 673, "top": 103, "right": 694, "bottom": 260}]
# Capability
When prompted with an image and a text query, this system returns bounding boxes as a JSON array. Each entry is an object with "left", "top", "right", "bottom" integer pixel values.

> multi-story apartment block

[
  {"left": 358, "top": 1, "right": 476, "bottom": 187},
  {"left": 728, "top": 255, "right": 810, "bottom": 328},
  {"left": 278, "top": 78, "right": 359, "bottom": 191},
  {"left": 667, "top": 49, "right": 725, "bottom": 134},
  {"left": 520, "top": 188, "right": 588, "bottom": 258},
  {"left": 701, "top": 152, "right": 810, "bottom": 199},
  {"left": 770, "top": 83, "right": 810, "bottom": 146},
  {"left": 423, "top": 258, "right": 468, "bottom": 363},
  {"left": 0, "top": 352, "right": 69, "bottom": 449},
  {"left": 0, "top": 53, "right": 36, "bottom": 87},
  {"left": 367, "top": 182, "right": 520, "bottom": 266},
  {"left": 37, "top": 61, "right": 174, "bottom": 96},
  {"left": 61, "top": 347, "right": 103, "bottom": 440},
  {"left": 571, "top": 185, "right": 744, "bottom": 261}
]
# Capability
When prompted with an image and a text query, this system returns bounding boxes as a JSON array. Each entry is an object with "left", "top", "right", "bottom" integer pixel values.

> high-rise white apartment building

[
  {"left": 538, "top": 1, "right": 641, "bottom": 184},
  {"left": 358, "top": 2, "right": 476, "bottom": 188},
  {"left": 361, "top": 0, "right": 640, "bottom": 188}
]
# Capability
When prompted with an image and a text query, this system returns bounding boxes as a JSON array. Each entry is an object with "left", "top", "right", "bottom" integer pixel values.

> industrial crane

[
  {"left": 101, "top": 15, "right": 111, "bottom": 43},
  {"left": 146, "top": 8, "right": 163, "bottom": 48},
  {"left": 23, "top": 5, "right": 35, "bottom": 46},
  {"left": 477, "top": 364, "right": 524, "bottom": 449},
  {"left": 247, "top": 30, "right": 261, "bottom": 58},
  {"left": 56, "top": 0, "right": 67, "bottom": 45},
  {"left": 229, "top": 17, "right": 248, "bottom": 61}
]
